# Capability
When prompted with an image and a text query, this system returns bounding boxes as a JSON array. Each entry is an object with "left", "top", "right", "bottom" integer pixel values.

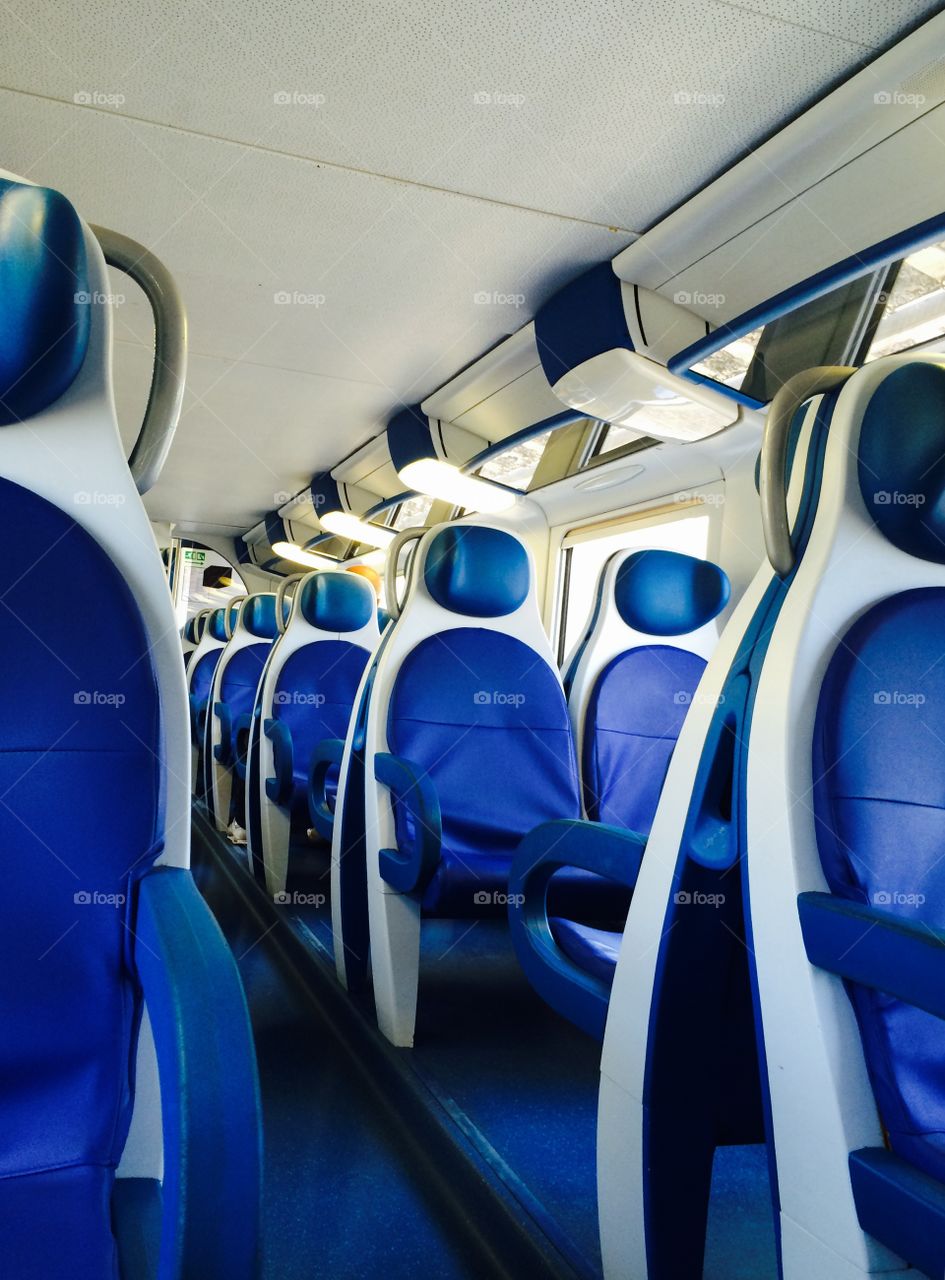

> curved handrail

[
  {"left": 275, "top": 573, "right": 306, "bottom": 634},
  {"left": 223, "top": 595, "right": 246, "bottom": 641},
  {"left": 759, "top": 366, "right": 856, "bottom": 577},
  {"left": 383, "top": 527, "right": 426, "bottom": 621},
  {"left": 91, "top": 225, "right": 188, "bottom": 496}
]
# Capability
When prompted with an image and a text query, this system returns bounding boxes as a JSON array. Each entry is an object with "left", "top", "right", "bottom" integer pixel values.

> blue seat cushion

[
  {"left": 814, "top": 587, "right": 945, "bottom": 1185},
  {"left": 423, "top": 848, "right": 630, "bottom": 917},
  {"left": 0, "top": 476, "right": 161, "bottom": 1191},
  {"left": 389, "top": 628, "right": 581, "bottom": 916},
  {"left": 550, "top": 918, "right": 621, "bottom": 984},
  {"left": 0, "top": 1165, "right": 119, "bottom": 1279},
  {"left": 584, "top": 645, "right": 706, "bottom": 831},
  {"left": 272, "top": 640, "right": 369, "bottom": 827}
]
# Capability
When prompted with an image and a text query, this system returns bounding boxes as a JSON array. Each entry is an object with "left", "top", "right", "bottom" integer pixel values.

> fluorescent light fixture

[
  {"left": 353, "top": 550, "right": 387, "bottom": 570},
  {"left": 272, "top": 541, "right": 336, "bottom": 570},
  {"left": 398, "top": 459, "right": 517, "bottom": 513},
  {"left": 319, "top": 510, "right": 397, "bottom": 549}
]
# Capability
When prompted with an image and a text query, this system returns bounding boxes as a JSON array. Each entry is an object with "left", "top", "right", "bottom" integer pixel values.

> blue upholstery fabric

[
  {"left": 242, "top": 594, "right": 279, "bottom": 639},
  {"left": 190, "top": 647, "right": 222, "bottom": 709},
  {"left": 272, "top": 640, "right": 369, "bottom": 826},
  {"left": 614, "top": 549, "right": 730, "bottom": 636},
  {"left": 534, "top": 261, "right": 631, "bottom": 387},
  {"left": 0, "top": 475, "right": 161, "bottom": 1264},
  {"left": 219, "top": 644, "right": 271, "bottom": 759},
  {"left": 584, "top": 645, "right": 707, "bottom": 829},
  {"left": 298, "top": 572, "right": 374, "bottom": 633},
  {"left": 0, "top": 1165, "right": 119, "bottom": 1279},
  {"left": 388, "top": 628, "right": 581, "bottom": 915},
  {"left": 424, "top": 527, "right": 529, "bottom": 618},
  {"left": 550, "top": 918, "right": 621, "bottom": 984},
  {"left": 858, "top": 363, "right": 945, "bottom": 564},
  {"left": 0, "top": 179, "right": 90, "bottom": 426},
  {"left": 208, "top": 607, "right": 228, "bottom": 642},
  {"left": 813, "top": 587, "right": 945, "bottom": 1184}
]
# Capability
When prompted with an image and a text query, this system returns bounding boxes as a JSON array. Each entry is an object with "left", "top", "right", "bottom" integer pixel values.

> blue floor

[
  {"left": 195, "top": 851, "right": 490, "bottom": 1280},
  {"left": 411, "top": 919, "right": 779, "bottom": 1280},
  {"left": 198, "top": 819, "right": 778, "bottom": 1279}
]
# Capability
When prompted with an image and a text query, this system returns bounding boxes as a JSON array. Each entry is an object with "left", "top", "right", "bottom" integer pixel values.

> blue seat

[
  {"left": 206, "top": 593, "right": 278, "bottom": 831},
  {"left": 186, "top": 606, "right": 228, "bottom": 793},
  {"left": 337, "top": 522, "right": 611, "bottom": 1045},
  {"left": 748, "top": 357, "right": 945, "bottom": 1280},
  {"left": 248, "top": 569, "right": 378, "bottom": 897},
  {"left": 511, "top": 548, "right": 730, "bottom": 1032},
  {"left": 0, "top": 173, "right": 259, "bottom": 1278}
]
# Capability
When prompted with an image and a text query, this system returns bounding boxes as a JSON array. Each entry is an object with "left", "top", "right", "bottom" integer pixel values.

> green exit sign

[{"left": 183, "top": 549, "right": 206, "bottom": 566}]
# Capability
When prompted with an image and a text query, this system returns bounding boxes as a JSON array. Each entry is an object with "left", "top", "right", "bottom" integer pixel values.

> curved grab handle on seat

[
  {"left": 213, "top": 702, "right": 234, "bottom": 765},
  {"left": 374, "top": 751, "right": 442, "bottom": 894},
  {"left": 233, "top": 713, "right": 253, "bottom": 781},
  {"left": 759, "top": 365, "right": 856, "bottom": 577},
  {"left": 91, "top": 225, "right": 188, "bottom": 496},
  {"left": 189, "top": 693, "right": 207, "bottom": 746},
  {"left": 508, "top": 819, "right": 646, "bottom": 1040},
  {"left": 223, "top": 596, "right": 246, "bottom": 641},
  {"left": 134, "top": 867, "right": 261, "bottom": 1278},
  {"left": 383, "top": 527, "right": 426, "bottom": 622},
  {"left": 308, "top": 738, "right": 346, "bottom": 841},
  {"left": 264, "top": 718, "right": 294, "bottom": 807},
  {"left": 275, "top": 573, "right": 306, "bottom": 634}
]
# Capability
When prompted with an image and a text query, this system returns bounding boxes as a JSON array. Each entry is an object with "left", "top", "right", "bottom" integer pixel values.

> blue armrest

[
  {"left": 212, "top": 702, "right": 233, "bottom": 765},
  {"left": 264, "top": 718, "right": 293, "bottom": 806},
  {"left": 799, "top": 891, "right": 945, "bottom": 1020},
  {"left": 509, "top": 819, "right": 646, "bottom": 1039},
  {"left": 233, "top": 712, "right": 252, "bottom": 781},
  {"left": 374, "top": 751, "right": 442, "bottom": 894},
  {"left": 133, "top": 867, "right": 261, "bottom": 1280},
  {"left": 308, "top": 738, "right": 345, "bottom": 840},
  {"left": 188, "top": 694, "right": 204, "bottom": 747}
]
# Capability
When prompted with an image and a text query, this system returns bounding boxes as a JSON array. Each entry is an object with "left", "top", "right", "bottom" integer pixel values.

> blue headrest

[
  {"left": 242, "top": 594, "right": 279, "bottom": 639},
  {"left": 208, "top": 608, "right": 228, "bottom": 642},
  {"left": 0, "top": 180, "right": 91, "bottom": 426},
  {"left": 298, "top": 572, "right": 374, "bottom": 632},
  {"left": 425, "top": 526, "right": 530, "bottom": 618},
  {"left": 615, "top": 549, "right": 730, "bottom": 636},
  {"left": 183, "top": 618, "right": 197, "bottom": 643},
  {"left": 858, "top": 362, "right": 945, "bottom": 563}
]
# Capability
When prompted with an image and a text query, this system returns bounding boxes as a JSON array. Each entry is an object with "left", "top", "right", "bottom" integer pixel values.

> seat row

[{"left": 186, "top": 353, "right": 945, "bottom": 1280}]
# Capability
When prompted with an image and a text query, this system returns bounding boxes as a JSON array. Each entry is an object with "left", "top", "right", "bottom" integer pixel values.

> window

[
  {"left": 557, "top": 508, "right": 711, "bottom": 664},
  {"left": 175, "top": 543, "right": 245, "bottom": 627},
  {"left": 391, "top": 493, "right": 434, "bottom": 530},
  {"left": 476, "top": 429, "right": 553, "bottom": 491},
  {"left": 865, "top": 242, "right": 945, "bottom": 360},
  {"left": 689, "top": 235, "right": 945, "bottom": 403}
]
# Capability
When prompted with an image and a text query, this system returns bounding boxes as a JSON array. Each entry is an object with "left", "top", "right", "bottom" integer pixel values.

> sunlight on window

[
  {"left": 691, "top": 328, "right": 762, "bottom": 391},
  {"left": 866, "top": 241, "right": 945, "bottom": 360},
  {"left": 477, "top": 429, "right": 553, "bottom": 491}
]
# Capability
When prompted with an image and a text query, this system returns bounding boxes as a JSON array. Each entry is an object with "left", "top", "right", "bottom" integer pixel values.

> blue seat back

[
  {"left": 269, "top": 573, "right": 377, "bottom": 810},
  {"left": 0, "top": 174, "right": 203, "bottom": 1237},
  {"left": 389, "top": 626, "right": 580, "bottom": 868},
  {"left": 0, "top": 476, "right": 162, "bottom": 1181},
  {"left": 575, "top": 549, "right": 730, "bottom": 832},
  {"left": 814, "top": 588, "right": 945, "bottom": 1182}
]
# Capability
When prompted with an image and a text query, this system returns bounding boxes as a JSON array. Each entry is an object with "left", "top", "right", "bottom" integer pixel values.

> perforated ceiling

[{"left": 0, "top": 0, "right": 938, "bottom": 532}]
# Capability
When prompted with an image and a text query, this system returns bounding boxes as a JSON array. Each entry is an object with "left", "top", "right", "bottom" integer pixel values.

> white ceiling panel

[{"left": 0, "top": 0, "right": 938, "bottom": 533}]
